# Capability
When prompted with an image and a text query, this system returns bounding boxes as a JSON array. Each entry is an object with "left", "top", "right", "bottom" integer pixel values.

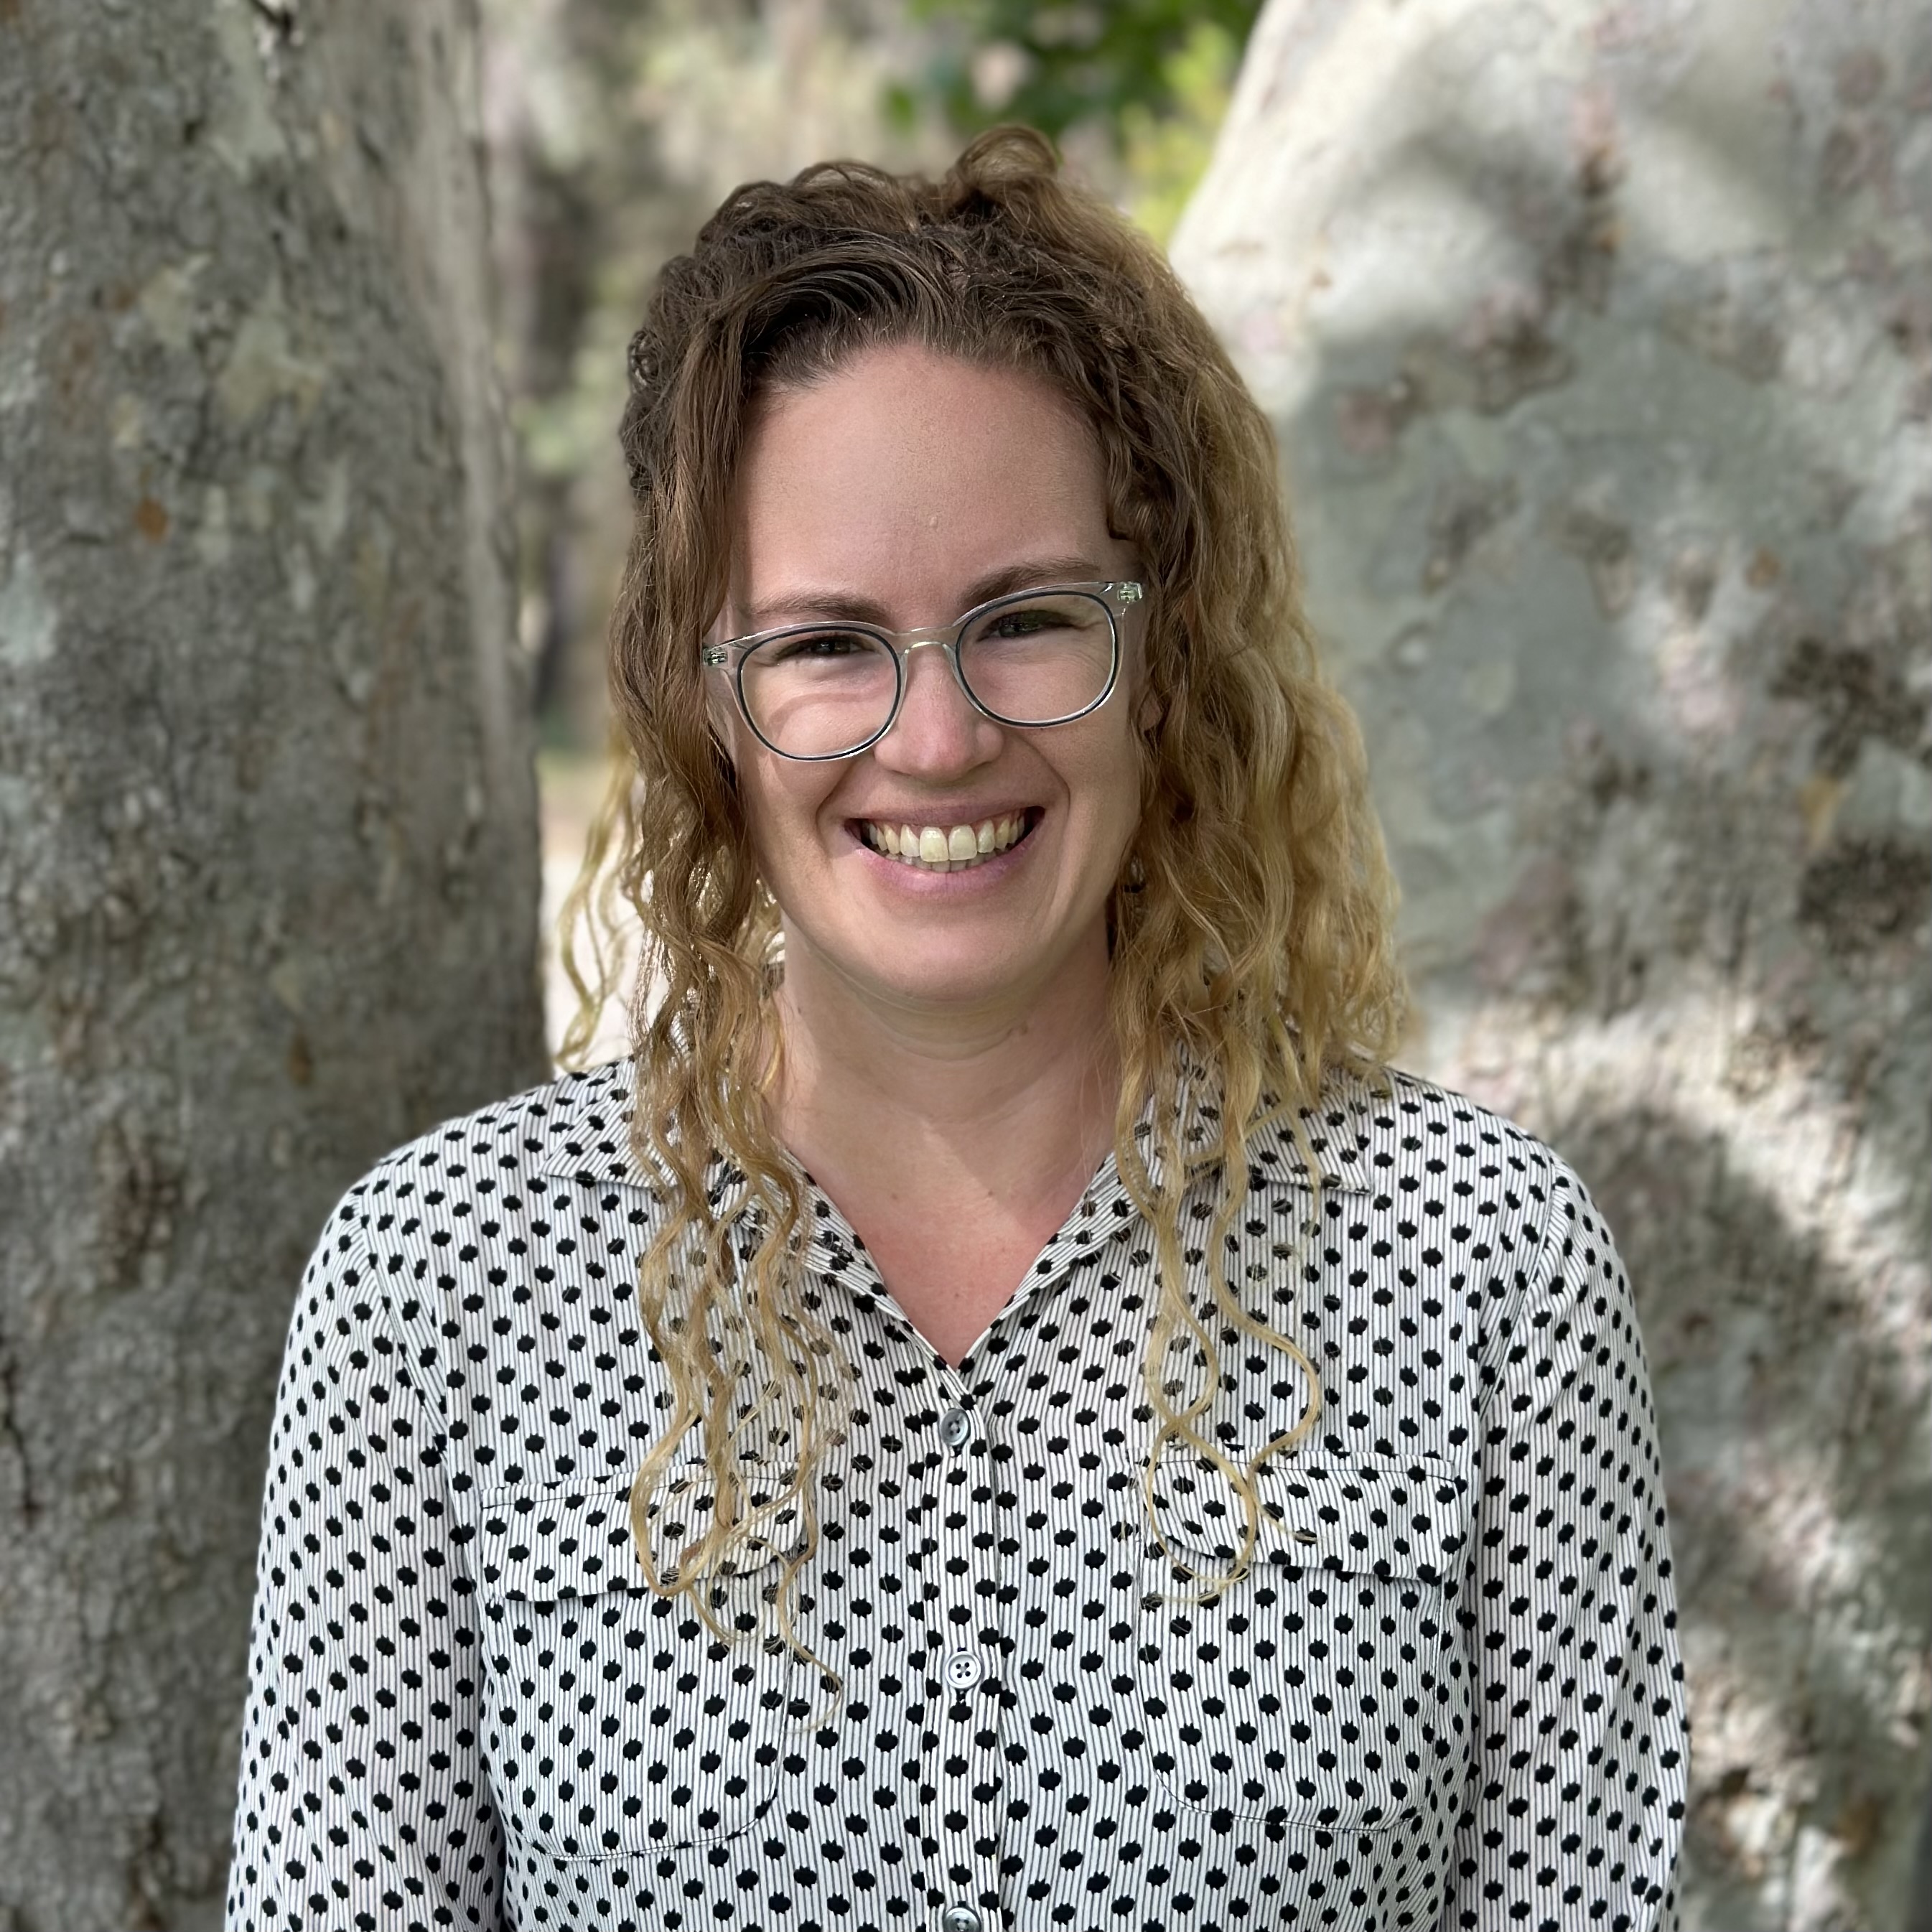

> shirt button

[
  {"left": 938, "top": 1406, "right": 973, "bottom": 1451},
  {"left": 939, "top": 1908, "right": 982, "bottom": 1932},
  {"left": 943, "top": 1649, "right": 984, "bottom": 1691}
]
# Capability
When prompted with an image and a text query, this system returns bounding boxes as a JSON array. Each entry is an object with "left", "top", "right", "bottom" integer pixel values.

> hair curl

[{"left": 560, "top": 127, "right": 1406, "bottom": 1634}]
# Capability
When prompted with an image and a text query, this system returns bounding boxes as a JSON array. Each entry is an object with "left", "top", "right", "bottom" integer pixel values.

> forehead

[{"left": 729, "top": 345, "right": 1118, "bottom": 618}]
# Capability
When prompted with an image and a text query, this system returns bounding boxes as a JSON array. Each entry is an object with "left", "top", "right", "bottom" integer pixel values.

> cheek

[
  {"left": 1050, "top": 734, "right": 1144, "bottom": 886},
  {"left": 734, "top": 755, "right": 841, "bottom": 878},
  {"left": 1086, "top": 717, "right": 1148, "bottom": 824}
]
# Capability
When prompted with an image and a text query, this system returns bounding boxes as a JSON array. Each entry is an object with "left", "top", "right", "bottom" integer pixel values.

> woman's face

[{"left": 720, "top": 342, "right": 1144, "bottom": 1025}]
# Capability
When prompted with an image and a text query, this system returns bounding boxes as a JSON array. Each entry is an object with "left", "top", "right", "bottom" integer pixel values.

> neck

[{"left": 770, "top": 928, "right": 1121, "bottom": 1215}]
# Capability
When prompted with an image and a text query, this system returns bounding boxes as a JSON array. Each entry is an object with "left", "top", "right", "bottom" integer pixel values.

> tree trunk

[
  {"left": 1174, "top": 4, "right": 1931, "bottom": 1928},
  {"left": 0, "top": 1, "right": 546, "bottom": 1925}
]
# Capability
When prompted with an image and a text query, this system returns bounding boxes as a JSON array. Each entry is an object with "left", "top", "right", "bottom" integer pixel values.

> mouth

[{"left": 851, "top": 808, "right": 1040, "bottom": 874}]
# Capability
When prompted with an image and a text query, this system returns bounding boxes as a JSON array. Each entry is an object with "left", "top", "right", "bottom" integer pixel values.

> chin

[
  {"left": 856, "top": 956, "right": 1040, "bottom": 1012},
  {"left": 813, "top": 919, "right": 1032, "bottom": 999}
]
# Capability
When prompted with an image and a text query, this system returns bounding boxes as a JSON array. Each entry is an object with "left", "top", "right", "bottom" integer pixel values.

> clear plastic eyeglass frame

[{"left": 699, "top": 579, "right": 1144, "bottom": 762}]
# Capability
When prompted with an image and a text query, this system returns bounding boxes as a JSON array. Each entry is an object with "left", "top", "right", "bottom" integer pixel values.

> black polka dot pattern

[{"left": 227, "top": 1062, "right": 1687, "bottom": 1930}]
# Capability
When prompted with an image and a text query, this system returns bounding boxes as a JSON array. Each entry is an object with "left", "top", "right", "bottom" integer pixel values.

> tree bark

[
  {"left": 0, "top": 1, "right": 546, "bottom": 1925},
  {"left": 1175, "top": 4, "right": 1931, "bottom": 1928}
]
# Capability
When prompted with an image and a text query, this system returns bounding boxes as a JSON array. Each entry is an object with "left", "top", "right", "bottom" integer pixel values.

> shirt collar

[
  {"left": 535, "top": 1058, "right": 655, "bottom": 1186},
  {"left": 534, "top": 1055, "right": 1381, "bottom": 1199}
]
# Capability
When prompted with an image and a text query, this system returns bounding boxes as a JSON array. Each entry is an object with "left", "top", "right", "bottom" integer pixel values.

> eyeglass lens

[{"left": 737, "top": 591, "right": 1117, "bottom": 760}]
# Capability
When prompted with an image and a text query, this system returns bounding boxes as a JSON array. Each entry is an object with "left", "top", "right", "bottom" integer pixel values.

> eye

[
  {"left": 762, "top": 627, "right": 885, "bottom": 666},
  {"left": 981, "top": 609, "right": 1061, "bottom": 639},
  {"left": 966, "top": 594, "right": 1102, "bottom": 646}
]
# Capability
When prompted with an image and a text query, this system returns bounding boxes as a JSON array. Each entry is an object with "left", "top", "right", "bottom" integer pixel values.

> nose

[{"left": 872, "top": 640, "right": 1003, "bottom": 776}]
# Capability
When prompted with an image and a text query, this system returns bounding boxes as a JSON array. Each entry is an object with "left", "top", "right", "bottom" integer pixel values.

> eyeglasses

[{"left": 700, "top": 581, "right": 1142, "bottom": 762}]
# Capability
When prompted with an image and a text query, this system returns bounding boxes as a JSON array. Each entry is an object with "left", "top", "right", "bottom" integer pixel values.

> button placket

[{"left": 933, "top": 1390, "right": 1002, "bottom": 1931}]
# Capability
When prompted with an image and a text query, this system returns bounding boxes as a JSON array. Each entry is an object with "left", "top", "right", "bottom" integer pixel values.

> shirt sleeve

[
  {"left": 227, "top": 1186, "right": 503, "bottom": 1932},
  {"left": 1434, "top": 1157, "right": 1689, "bottom": 1932}
]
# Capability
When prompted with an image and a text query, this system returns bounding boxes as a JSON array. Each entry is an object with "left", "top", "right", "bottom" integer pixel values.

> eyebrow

[{"left": 736, "top": 554, "right": 1110, "bottom": 633}]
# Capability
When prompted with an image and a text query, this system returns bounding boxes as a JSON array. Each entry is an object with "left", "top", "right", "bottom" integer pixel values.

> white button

[
  {"left": 940, "top": 1908, "right": 981, "bottom": 1932},
  {"left": 938, "top": 1406, "right": 972, "bottom": 1450},
  {"left": 943, "top": 1649, "right": 983, "bottom": 1691}
]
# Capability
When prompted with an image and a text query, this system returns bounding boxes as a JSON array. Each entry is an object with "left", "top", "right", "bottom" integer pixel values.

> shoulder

[
  {"left": 1255, "top": 1066, "right": 1610, "bottom": 1331},
  {"left": 286, "top": 1060, "right": 668, "bottom": 1485},
  {"left": 1249, "top": 1063, "right": 1572, "bottom": 1211},
  {"left": 297, "top": 1057, "right": 655, "bottom": 1317},
  {"left": 322, "top": 1058, "right": 648, "bottom": 1235},
  {"left": 1265, "top": 1068, "right": 1640, "bottom": 1413}
]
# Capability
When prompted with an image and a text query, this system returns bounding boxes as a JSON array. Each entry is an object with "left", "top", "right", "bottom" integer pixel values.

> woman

[{"left": 229, "top": 131, "right": 1686, "bottom": 1932}]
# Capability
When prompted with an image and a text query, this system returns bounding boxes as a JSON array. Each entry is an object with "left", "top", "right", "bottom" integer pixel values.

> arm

[
  {"left": 1436, "top": 1159, "right": 1688, "bottom": 1931},
  {"left": 227, "top": 1190, "right": 502, "bottom": 1931}
]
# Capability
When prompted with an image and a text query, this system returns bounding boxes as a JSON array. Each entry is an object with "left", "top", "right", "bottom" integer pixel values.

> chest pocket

[
  {"left": 471, "top": 1467, "right": 805, "bottom": 1858},
  {"left": 1137, "top": 1454, "right": 1474, "bottom": 1829}
]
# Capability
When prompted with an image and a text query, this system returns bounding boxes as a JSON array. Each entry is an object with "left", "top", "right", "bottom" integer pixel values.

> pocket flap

[
  {"left": 1148, "top": 1455, "right": 1472, "bottom": 1582},
  {"left": 472, "top": 1482, "right": 643, "bottom": 1601},
  {"left": 470, "top": 1467, "right": 806, "bottom": 1602}
]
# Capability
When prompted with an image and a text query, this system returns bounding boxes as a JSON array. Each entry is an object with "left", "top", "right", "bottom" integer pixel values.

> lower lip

[{"left": 846, "top": 814, "right": 1040, "bottom": 888}]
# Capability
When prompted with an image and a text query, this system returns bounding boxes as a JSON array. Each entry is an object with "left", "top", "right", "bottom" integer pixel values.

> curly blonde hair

[{"left": 560, "top": 128, "right": 1405, "bottom": 1630}]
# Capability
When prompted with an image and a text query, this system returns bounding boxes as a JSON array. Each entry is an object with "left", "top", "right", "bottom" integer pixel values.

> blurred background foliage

[{"left": 889, "top": 0, "right": 1255, "bottom": 240}]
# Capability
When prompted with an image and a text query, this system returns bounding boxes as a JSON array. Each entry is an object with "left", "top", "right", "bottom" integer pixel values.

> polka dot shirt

[{"left": 227, "top": 1060, "right": 1686, "bottom": 1931}]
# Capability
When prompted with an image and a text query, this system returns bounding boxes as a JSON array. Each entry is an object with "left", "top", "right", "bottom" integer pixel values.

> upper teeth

[{"left": 861, "top": 814, "right": 1028, "bottom": 869}]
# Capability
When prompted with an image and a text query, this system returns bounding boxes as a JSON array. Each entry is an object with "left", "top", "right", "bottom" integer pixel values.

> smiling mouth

[{"left": 854, "top": 810, "right": 1039, "bottom": 873}]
